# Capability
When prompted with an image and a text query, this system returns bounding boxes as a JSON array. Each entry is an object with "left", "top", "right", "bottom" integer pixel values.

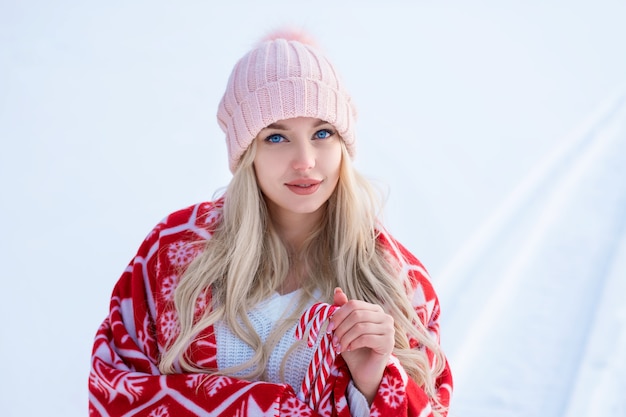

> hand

[{"left": 328, "top": 288, "right": 395, "bottom": 404}]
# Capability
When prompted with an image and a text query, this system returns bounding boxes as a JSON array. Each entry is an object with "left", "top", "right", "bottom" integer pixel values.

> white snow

[
  {"left": 439, "top": 90, "right": 626, "bottom": 416},
  {"left": 1, "top": 1, "right": 625, "bottom": 416}
]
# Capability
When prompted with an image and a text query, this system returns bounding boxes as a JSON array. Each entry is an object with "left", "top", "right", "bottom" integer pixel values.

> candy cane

[{"left": 295, "top": 302, "right": 339, "bottom": 410}]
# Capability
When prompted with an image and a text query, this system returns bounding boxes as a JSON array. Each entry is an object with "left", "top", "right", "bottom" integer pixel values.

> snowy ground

[
  {"left": 1, "top": 2, "right": 625, "bottom": 416},
  {"left": 438, "top": 90, "right": 626, "bottom": 416}
]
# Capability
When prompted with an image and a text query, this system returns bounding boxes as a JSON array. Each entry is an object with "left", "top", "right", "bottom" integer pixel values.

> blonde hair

[{"left": 159, "top": 141, "right": 446, "bottom": 412}]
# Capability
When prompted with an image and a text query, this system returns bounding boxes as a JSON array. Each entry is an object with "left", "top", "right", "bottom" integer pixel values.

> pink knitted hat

[{"left": 217, "top": 29, "right": 357, "bottom": 172}]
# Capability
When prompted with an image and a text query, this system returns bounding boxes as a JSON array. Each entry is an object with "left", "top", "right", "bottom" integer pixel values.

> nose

[{"left": 291, "top": 141, "right": 315, "bottom": 171}]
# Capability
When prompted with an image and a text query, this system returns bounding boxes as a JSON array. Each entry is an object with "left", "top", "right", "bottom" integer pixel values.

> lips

[{"left": 285, "top": 179, "right": 322, "bottom": 195}]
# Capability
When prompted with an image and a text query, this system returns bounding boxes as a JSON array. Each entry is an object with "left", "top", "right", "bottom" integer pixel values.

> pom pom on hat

[
  {"left": 258, "top": 27, "right": 320, "bottom": 47},
  {"left": 217, "top": 28, "right": 357, "bottom": 173}
]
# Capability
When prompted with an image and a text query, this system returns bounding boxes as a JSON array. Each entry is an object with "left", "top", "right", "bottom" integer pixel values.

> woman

[{"left": 89, "top": 29, "right": 452, "bottom": 417}]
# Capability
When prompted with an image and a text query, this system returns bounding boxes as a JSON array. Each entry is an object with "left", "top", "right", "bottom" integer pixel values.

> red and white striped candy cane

[{"left": 295, "top": 302, "right": 339, "bottom": 410}]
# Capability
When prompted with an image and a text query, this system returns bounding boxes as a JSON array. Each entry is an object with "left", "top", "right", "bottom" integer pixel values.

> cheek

[
  {"left": 254, "top": 147, "right": 284, "bottom": 172},
  {"left": 253, "top": 169, "right": 272, "bottom": 200},
  {"left": 253, "top": 152, "right": 273, "bottom": 178},
  {"left": 253, "top": 152, "right": 283, "bottom": 195},
  {"left": 324, "top": 146, "right": 343, "bottom": 176}
]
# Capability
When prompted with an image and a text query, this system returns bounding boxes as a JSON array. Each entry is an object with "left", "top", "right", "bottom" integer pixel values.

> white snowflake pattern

[
  {"left": 158, "top": 310, "right": 179, "bottom": 345},
  {"left": 280, "top": 396, "right": 314, "bottom": 417},
  {"left": 166, "top": 241, "right": 199, "bottom": 267},
  {"left": 90, "top": 358, "right": 149, "bottom": 403},
  {"left": 378, "top": 374, "right": 405, "bottom": 409},
  {"left": 148, "top": 405, "right": 170, "bottom": 417},
  {"left": 161, "top": 274, "right": 179, "bottom": 301},
  {"left": 185, "top": 374, "right": 204, "bottom": 390},
  {"left": 204, "top": 375, "right": 232, "bottom": 396}
]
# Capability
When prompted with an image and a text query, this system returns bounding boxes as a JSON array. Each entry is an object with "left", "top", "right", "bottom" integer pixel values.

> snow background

[{"left": 1, "top": 1, "right": 625, "bottom": 416}]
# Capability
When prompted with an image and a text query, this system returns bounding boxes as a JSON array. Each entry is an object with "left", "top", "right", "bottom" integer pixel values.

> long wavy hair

[{"left": 159, "top": 140, "right": 446, "bottom": 412}]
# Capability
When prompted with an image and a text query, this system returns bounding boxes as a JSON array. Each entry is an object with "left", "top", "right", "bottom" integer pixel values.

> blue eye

[
  {"left": 315, "top": 129, "right": 333, "bottom": 140},
  {"left": 265, "top": 134, "right": 285, "bottom": 143}
]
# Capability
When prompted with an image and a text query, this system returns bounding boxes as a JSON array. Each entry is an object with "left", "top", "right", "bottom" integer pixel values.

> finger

[
  {"left": 334, "top": 313, "right": 394, "bottom": 352},
  {"left": 333, "top": 287, "right": 349, "bottom": 307},
  {"left": 329, "top": 300, "right": 383, "bottom": 332},
  {"left": 326, "top": 288, "right": 348, "bottom": 334},
  {"left": 341, "top": 332, "right": 395, "bottom": 355},
  {"left": 331, "top": 309, "right": 391, "bottom": 348}
]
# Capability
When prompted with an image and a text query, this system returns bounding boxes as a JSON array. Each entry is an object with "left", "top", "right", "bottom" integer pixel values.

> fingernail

[{"left": 326, "top": 322, "right": 334, "bottom": 333}]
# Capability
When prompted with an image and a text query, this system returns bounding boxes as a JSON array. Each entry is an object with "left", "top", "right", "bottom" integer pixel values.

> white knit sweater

[{"left": 215, "top": 290, "right": 369, "bottom": 415}]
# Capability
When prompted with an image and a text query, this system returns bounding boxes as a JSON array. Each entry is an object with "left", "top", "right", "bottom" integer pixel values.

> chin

[{"left": 286, "top": 200, "right": 328, "bottom": 215}]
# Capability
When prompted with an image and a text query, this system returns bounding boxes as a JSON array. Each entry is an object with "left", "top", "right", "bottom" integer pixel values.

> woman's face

[{"left": 253, "top": 117, "right": 342, "bottom": 221}]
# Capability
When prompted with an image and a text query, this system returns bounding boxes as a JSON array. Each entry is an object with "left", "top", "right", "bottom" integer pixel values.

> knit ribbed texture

[
  {"left": 215, "top": 290, "right": 317, "bottom": 391},
  {"left": 217, "top": 32, "right": 357, "bottom": 172}
]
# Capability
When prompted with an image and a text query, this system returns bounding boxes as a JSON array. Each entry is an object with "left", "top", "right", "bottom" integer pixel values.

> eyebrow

[{"left": 265, "top": 119, "right": 330, "bottom": 130}]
